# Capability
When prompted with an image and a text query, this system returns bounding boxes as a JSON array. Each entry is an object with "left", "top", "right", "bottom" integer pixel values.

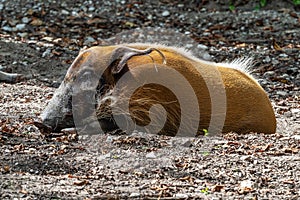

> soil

[{"left": 0, "top": 0, "right": 300, "bottom": 199}]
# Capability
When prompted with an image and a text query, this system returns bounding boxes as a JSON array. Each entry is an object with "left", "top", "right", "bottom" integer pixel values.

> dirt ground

[{"left": 1, "top": 0, "right": 300, "bottom": 199}]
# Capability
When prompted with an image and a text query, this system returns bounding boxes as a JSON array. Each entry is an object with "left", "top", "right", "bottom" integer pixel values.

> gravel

[{"left": 0, "top": 0, "right": 300, "bottom": 199}]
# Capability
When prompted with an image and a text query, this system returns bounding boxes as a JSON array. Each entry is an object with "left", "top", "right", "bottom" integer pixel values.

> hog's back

[{"left": 125, "top": 47, "right": 276, "bottom": 135}]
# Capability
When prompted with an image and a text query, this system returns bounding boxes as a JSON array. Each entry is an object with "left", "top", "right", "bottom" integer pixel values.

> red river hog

[{"left": 40, "top": 43, "right": 276, "bottom": 136}]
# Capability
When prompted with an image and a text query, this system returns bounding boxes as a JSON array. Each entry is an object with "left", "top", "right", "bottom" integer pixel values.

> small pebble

[
  {"left": 88, "top": 6, "right": 95, "bottom": 12},
  {"left": 162, "top": 10, "right": 170, "bottom": 17},
  {"left": 61, "top": 9, "right": 70, "bottom": 15},
  {"left": 292, "top": 135, "right": 300, "bottom": 140},
  {"left": 291, "top": 108, "right": 300, "bottom": 114},
  {"left": 263, "top": 71, "right": 275, "bottom": 78},
  {"left": 276, "top": 91, "right": 288, "bottom": 97},
  {"left": 42, "top": 49, "right": 51, "bottom": 58},
  {"left": 284, "top": 111, "right": 292, "bottom": 117},
  {"left": 17, "top": 32, "right": 28, "bottom": 38},
  {"left": 146, "top": 152, "right": 156, "bottom": 159},
  {"left": 263, "top": 56, "right": 271, "bottom": 63},
  {"left": 129, "top": 193, "right": 140, "bottom": 197},
  {"left": 2, "top": 26, "right": 12, "bottom": 32},
  {"left": 22, "top": 17, "right": 30, "bottom": 24},
  {"left": 197, "top": 44, "right": 209, "bottom": 50},
  {"left": 279, "top": 53, "right": 288, "bottom": 57},
  {"left": 84, "top": 36, "right": 96, "bottom": 45},
  {"left": 174, "top": 193, "right": 189, "bottom": 198}
]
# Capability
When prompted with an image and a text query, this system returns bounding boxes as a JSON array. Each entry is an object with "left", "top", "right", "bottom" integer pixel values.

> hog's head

[{"left": 40, "top": 45, "right": 167, "bottom": 134}]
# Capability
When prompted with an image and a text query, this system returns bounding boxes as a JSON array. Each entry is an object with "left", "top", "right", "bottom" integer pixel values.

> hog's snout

[{"left": 41, "top": 82, "right": 75, "bottom": 132}]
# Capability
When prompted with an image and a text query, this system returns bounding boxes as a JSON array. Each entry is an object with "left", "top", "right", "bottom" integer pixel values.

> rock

[
  {"left": 292, "top": 135, "right": 300, "bottom": 140},
  {"left": 239, "top": 180, "right": 253, "bottom": 190},
  {"left": 21, "top": 17, "right": 30, "bottom": 24},
  {"left": 281, "top": 74, "right": 290, "bottom": 79},
  {"left": 146, "top": 152, "right": 156, "bottom": 159},
  {"left": 162, "top": 10, "right": 170, "bottom": 17},
  {"left": 100, "top": 152, "right": 111, "bottom": 159},
  {"left": 284, "top": 111, "right": 292, "bottom": 118},
  {"left": 61, "top": 9, "right": 70, "bottom": 15},
  {"left": 2, "top": 26, "right": 12, "bottom": 32},
  {"left": 174, "top": 193, "right": 189, "bottom": 198},
  {"left": 61, "top": 128, "right": 77, "bottom": 135},
  {"left": 202, "top": 52, "right": 211, "bottom": 61},
  {"left": 276, "top": 91, "right": 288, "bottom": 97},
  {"left": 84, "top": 36, "right": 96, "bottom": 45},
  {"left": 279, "top": 53, "right": 288, "bottom": 58},
  {"left": 240, "top": 155, "right": 251, "bottom": 161},
  {"left": 88, "top": 6, "right": 95, "bottom": 12},
  {"left": 147, "top": 14, "right": 153, "bottom": 20},
  {"left": 263, "top": 71, "right": 275, "bottom": 78},
  {"left": 291, "top": 108, "right": 300, "bottom": 114},
  {"left": 17, "top": 32, "right": 28, "bottom": 38},
  {"left": 106, "top": 136, "right": 113, "bottom": 143},
  {"left": 42, "top": 49, "right": 52, "bottom": 58},
  {"left": 271, "top": 59, "right": 280, "bottom": 65},
  {"left": 41, "top": 37, "right": 54, "bottom": 42},
  {"left": 279, "top": 136, "right": 290, "bottom": 141},
  {"left": 129, "top": 193, "right": 140, "bottom": 197},
  {"left": 263, "top": 56, "right": 271, "bottom": 63},
  {"left": 197, "top": 44, "right": 209, "bottom": 50},
  {"left": 257, "top": 78, "right": 268, "bottom": 86},
  {"left": 4, "top": 149, "right": 11, "bottom": 153}
]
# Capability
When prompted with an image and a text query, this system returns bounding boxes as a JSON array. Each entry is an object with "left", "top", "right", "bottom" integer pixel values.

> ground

[{"left": 0, "top": 0, "right": 300, "bottom": 199}]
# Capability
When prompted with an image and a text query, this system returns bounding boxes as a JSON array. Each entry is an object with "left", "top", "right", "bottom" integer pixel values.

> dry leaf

[
  {"left": 19, "top": 189, "right": 28, "bottom": 194},
  {"left": 236, "top": 43, "right": 246, "bottom": 48},
  {"left": 30, "top": 18, "right": 43, "bottom": 26},
  {"left": 73, "top": 180, "right": 89, "bottom": 186},
  {"left": 212, "top": 185, "right": 225, "bottom": 192},
  {"left": 272, "top": 38, "right": 283, "bottom": 51},
  {"left": 4, "top": 165, "right": 10, "bottom": 172}
]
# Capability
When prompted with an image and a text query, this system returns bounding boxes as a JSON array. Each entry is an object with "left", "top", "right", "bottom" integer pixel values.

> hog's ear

[{"left": 110, "top": 46, "right": 166, "bottom": 74}]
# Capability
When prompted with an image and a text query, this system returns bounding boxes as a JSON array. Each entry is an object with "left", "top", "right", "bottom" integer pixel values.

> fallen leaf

[
  {"left": 73, "top": 180, "right": 89, "bottom": 186},
  {"left": 3, "top": 165, "right": 10, "bottom": 172},
  {"left": 283, "top": 148, "right": 299, "bottom": 154},
  {"left": 19, "top": 190, "right": 28, "bottom": 194},
  {"left": 263, "top": 143, "right": 273, "bottom": 151},
  {"left": 289, "top": 12, "right": 298, "bottom": 19},
  {"left": 30, "top": 18, "right": 43, "bottom": 26},
  {"left": 272, "top": 38, "right": 283, "bottom": 51},
  {"left": 282, "top": 179, "right": 295, "bottom": 185},
  {"left": 236, "top": 43, "right": 247, "bottom": 48},
  {"left": 52, "top": 50, "right": 62, "bottom": 56},
  {"left": 212, "top": 184, "right": 225, "bottom": 192}
]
